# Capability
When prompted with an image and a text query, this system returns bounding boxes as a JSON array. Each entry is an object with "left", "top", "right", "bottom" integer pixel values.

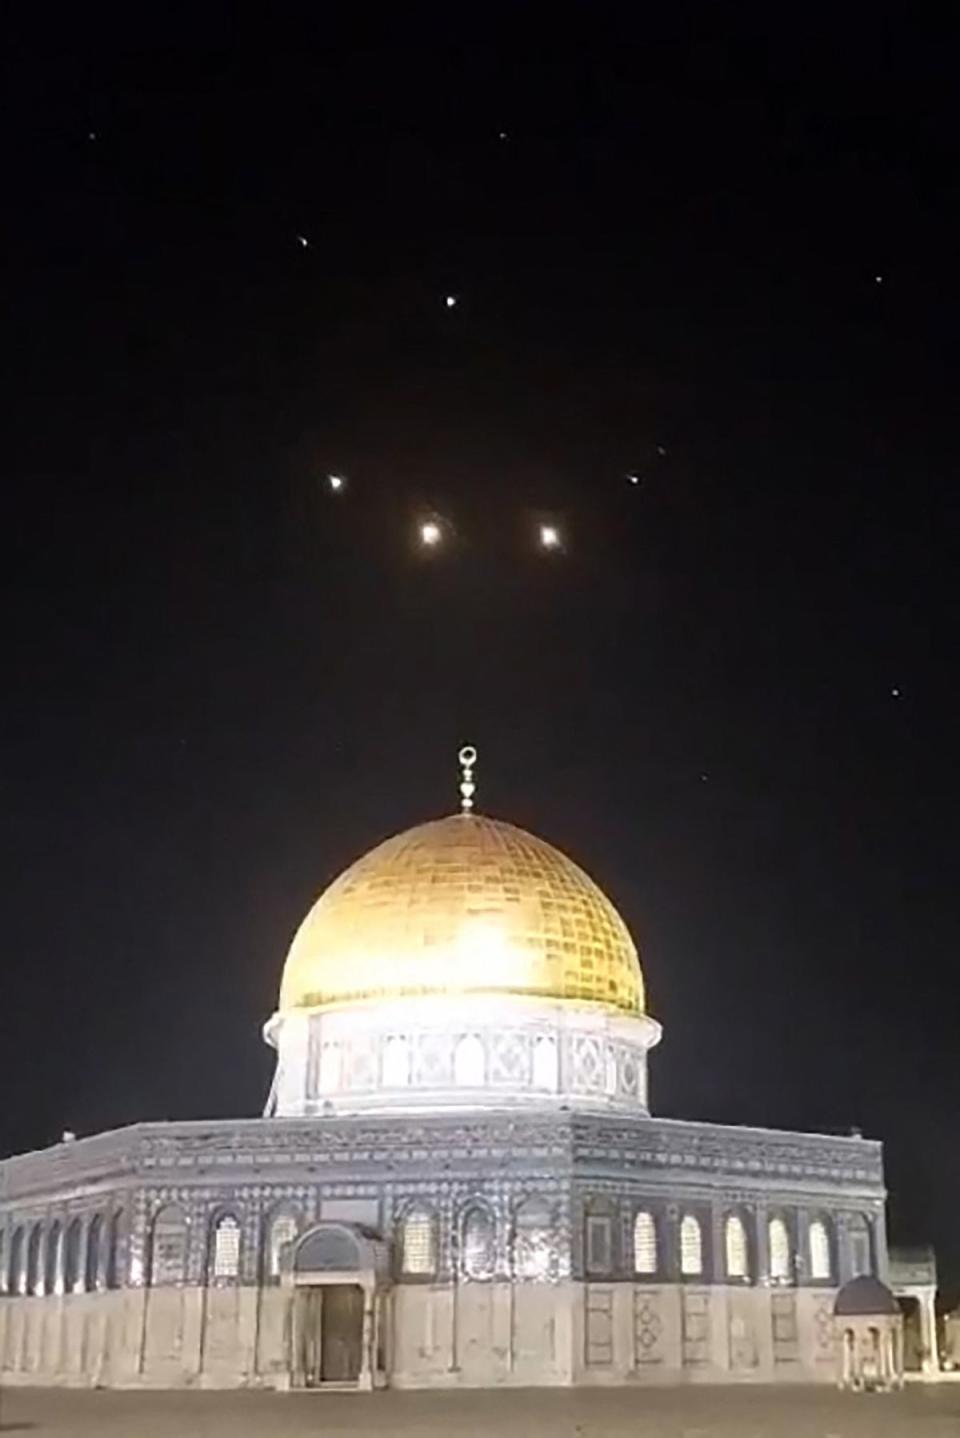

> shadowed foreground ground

[{"left": 1, "top": 1385, "right": 959, "bottom": 1437}]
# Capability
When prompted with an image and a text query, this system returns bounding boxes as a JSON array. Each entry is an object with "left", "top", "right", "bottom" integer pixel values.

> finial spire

[{"left": 458, "top": 745, "right": 477, "bottom": 813}]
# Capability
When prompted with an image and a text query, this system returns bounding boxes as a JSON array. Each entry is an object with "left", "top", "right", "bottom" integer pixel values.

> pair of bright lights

[
  {"left": 329, "top": 478, "right": 560, "bottom": 550},
  {"left": 419, "top": 521, "right": 560, "bottom": 550}
]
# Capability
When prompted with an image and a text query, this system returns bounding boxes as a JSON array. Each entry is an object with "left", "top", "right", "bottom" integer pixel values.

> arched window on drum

[
  {"left": 382, "top": 1036, "right": 411, "bottom": 1088},
  {"left": 532, "top": 1035, "right": 558, "bottom": 1090},
  {"left": 454, "top": 1035, "right": 485, "bottom": 1087},
  {"left": 400, "top": 1205, "right": 437, "bottom": 1277}
]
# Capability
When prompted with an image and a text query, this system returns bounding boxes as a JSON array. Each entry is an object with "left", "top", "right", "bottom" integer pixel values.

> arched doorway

[{"left": 288, "top": 1223, "right": 389, "bottom": 1390}]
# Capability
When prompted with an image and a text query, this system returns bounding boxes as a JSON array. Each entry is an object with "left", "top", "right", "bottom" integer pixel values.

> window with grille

[
  {"left": 808, "top": 1219, "right": 831, "bottom": 1280},
  {"left": 680, "top": 1214, "right": 703, "bottom": 1276},
  {"left": 211, "top": 1216, "right": 241, "bottom": 1281},
  {"left": 462, "top": 1207, "right": 495, "bottom": 1279},
  {"left": 768, "top": 1217, "right": 791, "bottom": 1282},
  {"left": 633, "top": 1211, "right": 657, "bottom": 1275},
  {"left": 724, "top": 1214, "right": 748, "bottom": 1279},
  {"left": 401, "top": 1207, "right": 436, "bottom": 1276}
]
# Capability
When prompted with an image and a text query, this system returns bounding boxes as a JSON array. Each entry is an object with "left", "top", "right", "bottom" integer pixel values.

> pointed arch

[
  {"left": 768, "top": 1216, "right": 791, "bottom": 1282},
  {"left": 106, "top": 1210, "right": 124, "bottom": 1289},
  {"left": 26, "top": 1223, "right": 43, "bottom": 1296},
  {"left": 513, "top": 1197, "right": 552, "bottom": 1280},
  {"left": 633, "top": 1210, "right": 657, "bottom": 1275},
  {"left": 44, "top": 1220, "right": 62, "bottom": 1296},
  {"left": 848, "top": 1213, "right": 872, "bottom": 1278},
  {"left": 64, "top": 1218, "right": 83, "bottom": 1294},
  {"left": 400, "top": 1204, "right": 437, "bottom": 1277},
  {"left": 532, "top": 1034, "right": 558, "bottom": 1089},
  {"left": 8, "top": 1227, "right": 25, "bottom": 1295},
  {"left": 680, "top": 1214, "right": 703, "bottom": 1276},
  {"left": 318, "top": 1040, "right": 342, "bottom": 1093},
  {"left": 461, "top": 1204, "right": 495, "bottom": 1279},
  {"left": 724, "top": 1213, "right": 748, "bottom": 1280},
  {"left": 382, "top": 1035, "right": 410, "bottom": 1088},
  {"left": 809, "top": 1217, "right": 832, "bottom": 1280},
  {"left": 85, "top": 1214, "right": 103, "bottom": 1292},
  {"left": 454, "top": 1035, "right": 485, "bottom": 1087},
  {"left": 148, "top": 1204, "right": 188, "bottom": 1287},
  {"left": 264, "top": 1208, "right": 300, "bottom": 1283}
]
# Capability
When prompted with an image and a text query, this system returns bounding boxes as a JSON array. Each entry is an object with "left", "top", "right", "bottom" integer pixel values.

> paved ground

[{"left": 1, "top": 1386, "right": 959, "bottom": 1438}]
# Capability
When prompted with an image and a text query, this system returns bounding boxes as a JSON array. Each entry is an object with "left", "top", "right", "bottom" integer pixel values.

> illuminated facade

[{"left": 0, "top": 778, "right": 902, "bottom": 1390}]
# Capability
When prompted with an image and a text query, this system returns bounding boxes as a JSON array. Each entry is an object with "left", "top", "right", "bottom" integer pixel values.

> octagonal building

[{"left": 0, "top": 768, "right": 888, "bottom": 1389}]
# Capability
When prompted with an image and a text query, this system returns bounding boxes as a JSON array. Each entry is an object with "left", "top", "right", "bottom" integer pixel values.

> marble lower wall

[
  {"left": 390, "top": 1282, "right": 839, "bottom": 1388},
  {"left": 0, "top": 1282, "right": 840, "bottom": 1389}
]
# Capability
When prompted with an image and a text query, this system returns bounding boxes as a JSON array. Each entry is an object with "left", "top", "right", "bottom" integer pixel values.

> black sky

[{"left": 3, "top": 10, "right": 958, "bottom": 1302}]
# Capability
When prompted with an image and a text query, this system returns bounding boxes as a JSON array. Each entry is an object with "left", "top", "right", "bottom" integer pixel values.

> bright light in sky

[
  {"left": 539, "top": 524, "right": 560, "bottom": 549},
  {"left": 327, "top": 473, "right": 345, "bottom": 492},
  {"left": 627, "top": 473, "right": 640, "bottom": 485},
  {"left": 445, "top": 294, "right": 458, "bottom": 308},
  {"left": 420, "top": 521, "right": 442, "bottom": 546}
]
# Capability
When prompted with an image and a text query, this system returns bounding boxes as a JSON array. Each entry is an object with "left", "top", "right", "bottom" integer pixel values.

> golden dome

[{"left": 279, "top": 814, "right": 645, "bottom": 1015}]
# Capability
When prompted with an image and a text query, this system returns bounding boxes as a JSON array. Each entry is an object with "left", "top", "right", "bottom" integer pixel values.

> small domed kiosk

[{"left": 834, "top": 1276, "right": 904, "bottom": 1392}]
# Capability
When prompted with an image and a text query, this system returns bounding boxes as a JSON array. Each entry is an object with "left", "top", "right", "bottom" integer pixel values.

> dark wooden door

[{"left": 320, "top": 1284, "right": 364, "bottom": 1382}]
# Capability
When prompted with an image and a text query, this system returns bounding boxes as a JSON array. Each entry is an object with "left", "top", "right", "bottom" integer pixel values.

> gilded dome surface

[{"left": 279, "top": 814, "right": 644, "bottom": 1015}]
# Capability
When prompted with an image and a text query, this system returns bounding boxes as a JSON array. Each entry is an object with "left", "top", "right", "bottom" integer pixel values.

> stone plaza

[{"left": 1, "top": 1384, "right": 959, "bottom": 1436}]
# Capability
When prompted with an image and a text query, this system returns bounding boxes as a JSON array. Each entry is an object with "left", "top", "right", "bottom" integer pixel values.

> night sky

[{"left": 4, "top": 12, "right": 958, "bottom": 1303}]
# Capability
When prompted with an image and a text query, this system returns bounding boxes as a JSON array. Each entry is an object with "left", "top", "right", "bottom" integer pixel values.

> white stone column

[
  {"left": 359, "top": 1281, "right": 375, "bottom": 1390},
  {"left": 920, "top": 1290, "right": 939, "bottom": 1376}
]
